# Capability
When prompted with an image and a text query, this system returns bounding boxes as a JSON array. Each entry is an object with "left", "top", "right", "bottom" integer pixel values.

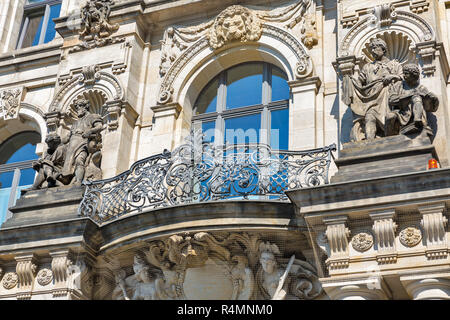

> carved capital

[
  {"left": 323, "top": 216, "right": 350, "bottom": 270},
  {"left": 44, "top": 111, "right": 61, "bottom": 133},
  {"left": 104, "top": 100, "right": 123, "bottom": 131},
  {"left": 333, "top": 56, "right": 356, "bottom": 76},
  {"left": 369, "top": 209, "right": 398, "bottom": 264},
  {"left": 416, "top": 41, "right": 437, "bottom": 77},
  {"left": 418, "top": 203, "right": 448, "bottom": 259}
]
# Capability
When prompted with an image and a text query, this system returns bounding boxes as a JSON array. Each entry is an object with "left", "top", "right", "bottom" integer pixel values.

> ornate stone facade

[{"left": 0, "top": 0, "right": 449, "bottom": 302}]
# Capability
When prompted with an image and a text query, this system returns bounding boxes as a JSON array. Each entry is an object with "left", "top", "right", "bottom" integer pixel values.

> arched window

[
  {"left": 192, "top": 62, "right": 290, "bottom": 150},
  {"left": 0, "top": 131, "right": 40, "bottom": 224}
]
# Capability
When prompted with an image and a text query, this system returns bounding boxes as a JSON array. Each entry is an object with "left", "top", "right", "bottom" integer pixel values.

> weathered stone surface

[{"left": 331, "top": 132, "right": 436, "bottom": 183}]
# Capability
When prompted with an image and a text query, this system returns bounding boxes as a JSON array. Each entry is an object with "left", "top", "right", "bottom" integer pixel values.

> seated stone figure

[
  {"left": 30, "top": 133, "right": 66, "bottom": 190},
  {"left": 386, "top": 63, "right": 439, "bottom": 136}
]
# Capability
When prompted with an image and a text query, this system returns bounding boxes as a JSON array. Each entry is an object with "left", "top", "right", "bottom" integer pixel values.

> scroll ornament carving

[
  {"left": 2, "top": 272, "right": 18, "bottom": 290},
  {"left": 0, "top": 88, "right": 23, "bottom": 121},
  {"left": 351, "top": 231, "right": 374, "bottom": 252},
  {"left": 36, "top": 268, "right": 53, "bottom": 286},
  {"left": 71, "top": 0, "right": 122, "bottom": 53},
  {"left": 30, "top": 98, "right": 104, "bottom": 189},
  {"left": 159, "top": 1, "right": 315, "bottom": 77},
  {"left": 399, "top": 226, "right": 422, "bottom": 247},
  {"left": 112, "top": 233, "right": 322, "bottom": 300}
]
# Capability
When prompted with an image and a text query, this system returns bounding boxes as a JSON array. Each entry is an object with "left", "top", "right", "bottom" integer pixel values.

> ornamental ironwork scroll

[{"left": 78, "top": 133, "right": 336, "bottom": 224}]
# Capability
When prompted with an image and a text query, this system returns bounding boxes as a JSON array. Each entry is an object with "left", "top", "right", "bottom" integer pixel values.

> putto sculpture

[
  {"left": 31, "top": 98, "right": 104, "bottom": 189},
  {"left": 343, "top": 38, "right": 438, "bottom": 141}
]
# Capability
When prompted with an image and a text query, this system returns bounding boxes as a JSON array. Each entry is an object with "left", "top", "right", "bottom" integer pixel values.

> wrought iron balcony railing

[{"left": 78, "top": 133, "right": 336, "bottom": 224}]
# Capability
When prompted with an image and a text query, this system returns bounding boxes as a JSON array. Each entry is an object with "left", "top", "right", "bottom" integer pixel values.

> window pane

[
  {"left": 19, "top": 168, "right": 36, "bottom": 187},
  {"left": 271, "top": 108, "right": 289, "bottom": 150},
  {"left": 44, "top": 4, "right": 61, "bottom": 43},
  {"left": 6, "top": 143, "right": 38, "bottom": 164},
  {"left": 27, "top": 0, "right": 47, "bottom": 3},
  {"left": 201, "top": 121, "right": 216, "bottom": 143},
  {"left": 226, "top": 63, "right": 263, "bottom": 110},
  {"left": 194, "top": 78, "right": 218, "bottom": 114},
  {"left": 0, "top": 171, "right": 14, "bottom": 189},
  {"left": 225, "top": 114, "right": 261, "bottom": 145},
  {"left": 271, "top": 67, "right": 290, "bottom": 102},
  {"left": 21, "top": 14, "right": 44, "bottom": 48}
]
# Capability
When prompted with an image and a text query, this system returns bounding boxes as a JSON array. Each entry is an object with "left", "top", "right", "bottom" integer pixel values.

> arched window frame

[{"left": 192, "top": 62, "right": 290, "bottom": 150}]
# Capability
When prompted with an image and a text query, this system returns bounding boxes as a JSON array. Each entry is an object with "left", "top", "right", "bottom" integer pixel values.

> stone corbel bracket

[
  {"left": 323, "top": 216, "right": 350, "bottom": 271},
  {"left": 48, "top": 65, "right": 126, "bottom": 132},
  {"left": 14, "top": 253, "right": 38, "bottom": 300},
  {"left": 418, "top": 203, "right": 448, "bottom": 260},
  {"left": 157, "top": 24, "right": 312, "bottom": 105},
  {"left": 369, "top": 209, "right": 398, "bottom": 265}
]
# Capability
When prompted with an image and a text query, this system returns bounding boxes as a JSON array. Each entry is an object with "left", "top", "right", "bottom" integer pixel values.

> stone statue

[
  {"left": 256, "top": 241, "right": 323, "bottom": 300},
  {"left": 30, "top": 133, "right": 66, "bottom": 189},
  {"left": 343, "top": 38, "right": 403, "bottom": 141},
  {"left": 60, "top": 98, "right": 104, "bottom": 186},
  {"left": 386, "top": 63, "right": 439, "bottom": 136}
]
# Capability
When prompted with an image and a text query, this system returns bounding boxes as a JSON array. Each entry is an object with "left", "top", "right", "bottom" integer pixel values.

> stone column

[
  {"left": 418, "top": 203, "right": 448, "bottom": 260},
  {"left": 288, "top": 77, "right": 322, "bottom": 150},
  {"left": 369, "top": 209, "right": 398, "bottom": 264},
  {"left": 323, "top": 215, "right": 350, "bottom": 271},
  {"left": 150, "top": 103, "right": 182, "bottom": 152},
  {"left": 0, "top": 0, "right": 23, "bottom": 53}
]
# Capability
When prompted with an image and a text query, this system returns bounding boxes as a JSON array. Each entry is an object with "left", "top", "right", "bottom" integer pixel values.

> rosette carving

[
  {"left": 2, "top": 272, "right": 18, "bottom": 290},
  {"left": 37, "top": 268, "right": 53, "bottom": 286},
  {"left": 351, "top": 231, "right": 374, "bottom": 252},
  {"left": 399, "top": 226, "right": 422, "bottom": 247}
]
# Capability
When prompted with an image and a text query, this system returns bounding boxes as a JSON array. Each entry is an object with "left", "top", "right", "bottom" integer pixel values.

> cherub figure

[{"left": 30, "top": 133, "right": 66, "bottom": 189}]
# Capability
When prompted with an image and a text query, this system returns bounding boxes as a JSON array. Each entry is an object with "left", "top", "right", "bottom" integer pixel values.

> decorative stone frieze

[
  {"left": 111, "top": 232, "right": 322, "bottom": 300},
  {"left": 399, "top": 225, "right": 422, "bottom": 248},
  {"left": 323, "top": 216, "right": 350, "bottom": 270},
  {"left": 418, "top": 203, "right": 448, "bottom": 259},
  {"left": 351, "top": 231, "right": 374, "bottom": 252},
  {"left": 0, "top": 87, "right": 24, "bottom": 121},
  {"left": 36, "top": 268, "right": 53, "bottom": 286},
  {"left": 369, "top": 209, "right": 398, "bottom": 264}
]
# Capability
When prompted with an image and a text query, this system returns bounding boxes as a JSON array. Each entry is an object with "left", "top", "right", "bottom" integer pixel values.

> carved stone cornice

[
  {"left": 369, "top": 209, "right": 398, "bottom": 265},
  {"left": 418, "top": 203, "right": 448, "bottom": 260},
  {"left": 323, "top": 216, "right": 350, "bottom": 270}
]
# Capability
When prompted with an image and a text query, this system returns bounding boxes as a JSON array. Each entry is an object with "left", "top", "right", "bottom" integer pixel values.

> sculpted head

[
  {"left": 402, "top": 63, "right": 420, "bottom": 85},
  {"left": 74, "top": 98, "right": 90, "bottom": 118},
  {"left": 45, "top": 133, "right": 62, "bottom": 151},
  {"left": 369, "top": 38, "right": 387, "bottom": 60},
  {"left": 133, "top": 254, "right": 152, "bottom": 283},
  {"left": 259, "top": 251, "right": 277, "bottom": 274}
]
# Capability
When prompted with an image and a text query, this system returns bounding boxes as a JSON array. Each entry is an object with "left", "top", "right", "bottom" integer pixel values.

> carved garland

[{"left": 158, "top": 24, "right": 312, "bottom": 104}]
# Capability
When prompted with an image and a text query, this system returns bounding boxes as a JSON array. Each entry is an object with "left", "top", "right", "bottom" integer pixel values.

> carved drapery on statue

[
  {"left": 31, "top": 98, "right": 104, "bottom": 189},
  {"left": 71, "top": 0, "right": 121, "bottom": 52},
  {"left": 342, "top": 38, "right": 438, "bottom": 141},
  {"left": 110, "top": 233, "right": 323, "bottom": 300}
]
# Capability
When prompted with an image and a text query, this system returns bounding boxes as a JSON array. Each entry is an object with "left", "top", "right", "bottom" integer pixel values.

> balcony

[{"left": 78, "top": 133, "right": 336, "bottom": 225}]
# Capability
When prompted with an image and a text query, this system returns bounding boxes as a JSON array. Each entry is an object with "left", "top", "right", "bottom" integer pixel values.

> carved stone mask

[{"left": 222, "top": 15, "right": 245, "bottom": 40}]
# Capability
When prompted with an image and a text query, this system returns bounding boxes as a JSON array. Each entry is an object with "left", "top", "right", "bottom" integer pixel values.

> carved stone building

[{"left": 0, "top": 0, "right": 449, "bottom": 300}]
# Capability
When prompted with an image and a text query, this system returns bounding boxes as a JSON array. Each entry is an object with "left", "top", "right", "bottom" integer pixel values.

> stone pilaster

[
  {"left": 323, "top": 215, "right": 350, "bottom": 270},
  {"left": 369, "top": 209, "right": 398, "bottom": 264},
  {"left": 418, "top": 203, "right": 448, "bottom": 260},
  {"left": 150, "top": 102, "right": 182, "bottom": 152}
]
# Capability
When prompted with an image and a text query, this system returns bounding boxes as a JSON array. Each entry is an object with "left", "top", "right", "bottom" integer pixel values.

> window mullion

[
  {"left": 262, "top": 63, "right": 271, "bottom": 106},
  {"left": 17, "top": 17, "right": 30, "bottom": 49},
  {"left": 217, "top": 71, "right": 227, "bottom": 113},
  {"left": 39, "top": 4, "right": 51, "bottom": 45}
]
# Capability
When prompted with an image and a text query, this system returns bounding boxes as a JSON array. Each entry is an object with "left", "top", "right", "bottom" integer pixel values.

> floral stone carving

[
  {"left": 2, "top": 272, "right": 18, "bottom": 290},
  {"left": 71, "top": 0, "right": 122, "bottom": 52},
  {"left": 36, "top": 268, "right": 53, "bottom": 286},
  {"left": 208, "top": 5, "right": 262, "bottom": 50},
  {"left": 0, "top": 88, "right": 23, "bottom": 120},
  {"left": 399, "top": 226, "right": 422, "bottom": 247},
  {"left": 351, "top": 231, "right": 374, "bottom": 252}
]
